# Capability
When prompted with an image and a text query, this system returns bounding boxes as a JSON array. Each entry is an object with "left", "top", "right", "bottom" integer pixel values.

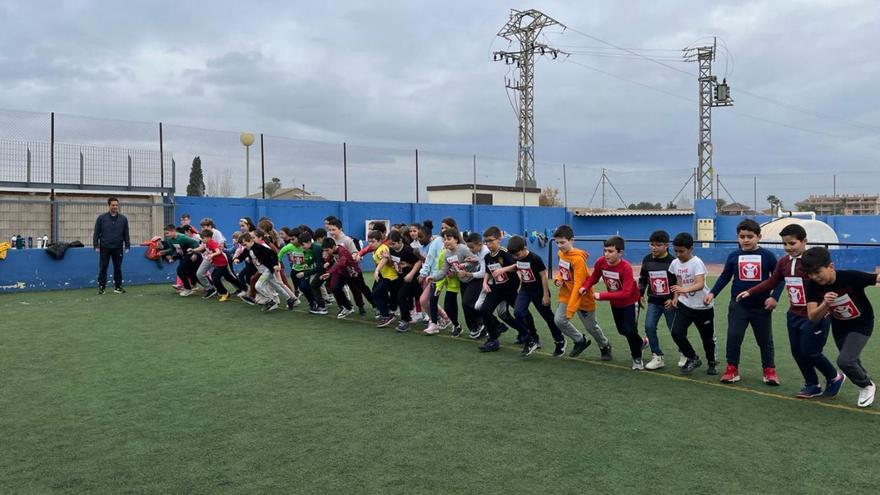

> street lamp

[{"left": 240, "top": 132, "right": 255, "bottom": 196}]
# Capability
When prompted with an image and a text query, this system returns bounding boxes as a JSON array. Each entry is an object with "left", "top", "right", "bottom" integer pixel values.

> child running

[
  {"left": 507, "top": 235, "right": 565, "bottom": 357},
  {"left": 200, "top": 229, "right": 242, "bottom": 301},
  {"left": 668, "top": 233, "right": 718, "bottom": 375},
  {"left": 638, "top": 230, "right": 680, "bottom": 370}
]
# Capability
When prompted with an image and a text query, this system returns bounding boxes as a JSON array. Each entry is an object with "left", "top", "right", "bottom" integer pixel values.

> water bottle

[
  {"left": 15, "top": 235, "right": 25, "bottom": 250},
  {"left": 9, "top": 235, "right": 16, "bottom": 249},
  {"left": 43, "top": 235, "right": 49, "bottom": 248},
  {"left": 27, "top": 236, "right": 33, "bottom": 249}
]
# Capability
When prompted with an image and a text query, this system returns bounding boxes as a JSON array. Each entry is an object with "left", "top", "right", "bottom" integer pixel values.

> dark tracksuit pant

[
  {"left": 671, "top": 305, "right": 717, "bottom": 363},
  {"left": 292, "top": 269, "right": 315, "bottom": 306},
  {"left": 309, "top": 274, "right": 327, "bottom": 309},
  {"left": 330, "top": 275, "right": 353, "bottom": 310},
  {"left": 372, "top": 276, "right": 401, "bottom": 317},
  {"left": 461, "top": 279, "right": 483, "bottom": 332},
  {"left": 514, "top": 289, "right": 564, "bottom": 344},
  {"left": 611, "top": 304, "right": 645, "bottom": 359},
  {"left": 238, "top": 264, "right": 256, "bottom": 294},
  {"left": 429, "top": 283, "right": 465, "bottom": 328},
  {"left": 348, "top": 272, "right": 375, "bottom": 308},
  {"left": 98, "top": 247, "right": 124, "bottom": 289},
  {"left": 211, "top": 264, "right": 242, "bottom": 295},
  {"left": 177, "top": 254, "right": 202, "bottom": 290},
  {"left": 482, "top": 287, "right": 530, "bottom": 341},
  {"left": 727, "top": 301, "right": 775, "bottom": 368},
  {"left": 787, "top": 312, "right": 836, "bottom": 386},
  {"left": 833, "top": 327, "right": 873, "bottom": 388},
  {"left": 397, "top": 278, "right": 421, "bottom": 323}
]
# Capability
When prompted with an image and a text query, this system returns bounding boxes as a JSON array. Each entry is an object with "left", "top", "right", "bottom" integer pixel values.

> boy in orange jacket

[{"left": 552, "top": 225, "right": 612, "bottom": 360}]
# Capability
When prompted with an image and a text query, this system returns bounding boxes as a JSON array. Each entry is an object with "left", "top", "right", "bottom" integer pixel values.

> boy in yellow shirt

[{"left": 370, "top": 230, "right": 400, "bottom": 327}]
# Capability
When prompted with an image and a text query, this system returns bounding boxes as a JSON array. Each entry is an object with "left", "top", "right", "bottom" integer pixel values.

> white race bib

[
  {"left": 784, "top": 276, "right": 806, "bottom": 306},
  {"left": 602, "top": 270, "right": 621, "bottom": 291},
  {"left": 648, "top": 270, "right": 670, "bottom": 296},
  {"left": 558, "top": 259, "right": 572, "bottom": 281},
  {"left": 516, "top": 261, "right": 536, "bottom": 283},
  {"left": 830, "top": 294, "right": 861, "bottom": 320},
  {"left": 738, "top": 255, "right": 762, "bottom": 281},
  {"left": 488, "top": 262, "right": 508, "bottom": 283}
]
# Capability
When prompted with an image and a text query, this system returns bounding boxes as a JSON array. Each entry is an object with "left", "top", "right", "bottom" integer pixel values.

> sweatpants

[
  {"left": 611, "top": 304, "right": 645, "bottom": 360},
  {"left": 348, "top": 272, "right": 374, "bottom": 309},
  {"left": 644, "top": 302, "right": 676, "bottom": 356},
  {"left": 372, "top": 276, "right": 401, "bottom": 317},
  {"left": 211, "top": 264, "right": 242, "bottom": 295},
  {"left": 255, "top": 269, "right": 289, "bottom": 303},
  {"left": 787, "top": 312, "right": 836, "bottom": 386},
  {"left": 237, "top": 263, "right": 256, "bottom": 292},
  {"left": 421, "top": 283, "right": 446, "bottom": 324},
  {"left": 196, "top": 256, "right": 214, "bottom": 288},
  {"left": 396, "top": 279, "right": 421, "bottom": 323},
  {"left": 483, "top": 288, "right": 529, "bottom": 341},
  {"left": 330, "top": 276, "right": 353, "bottom": 310},
  {"left": 726, "top": 301, "right": 775, "bottom": 368},
  {"left": 671, "top": 305, "right": 717, "bottom": 363},
  {"left": 553, "top": 303, "right": 609, "bottom": 347},
  {"left": 309, "top": 274, "right": 328, "bottom": 309},
  {"left": 461, "top": 279, "right": 483, "bottom": 332},
  {"left": 97, "top": 247, "right": 123, "bottom": 289},
  {"left": 292, "top": 270, "right": 315, "bottom": 306},
  {"left": 833, "top": 328, "right": 873, "bottom": 388},
  {"left": 177, "top": 254, "right": 201, "bottom": 290},
  {"left": 514, "top": 289, "right": 564, "bottom": 344}
]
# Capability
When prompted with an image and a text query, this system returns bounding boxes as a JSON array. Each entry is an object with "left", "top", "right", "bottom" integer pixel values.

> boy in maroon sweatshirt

[
  {"left": 580, "top": 236, "right": 647, "bottom": 369},
  {"left": 320, "top": 237, "right": 363, "bottom": 319},
  {"left": 738, "top": 223, "right": 843, "bottom": 399}
]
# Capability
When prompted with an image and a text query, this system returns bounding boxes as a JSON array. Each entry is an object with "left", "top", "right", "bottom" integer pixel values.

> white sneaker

[
  {"left": 423, "top": 323, "right": 440, "bottom": 335},
  {"left": 857, "top": 382, "right": 876, "bottom": 408},
  {"left": 179, "top": 289, "right": 193, "bottom": 297},
  {"left": 678, "top": 354, "right": 687, "bottom": 367},
  {"left": 645, "top": 354, "right": 665, "bottom": 370},
  {"left": 437, "top": 317, "right": 451, "bottom": 330},
  {"left": 632, "top": 358, "right": 645, "bottom": 371}
]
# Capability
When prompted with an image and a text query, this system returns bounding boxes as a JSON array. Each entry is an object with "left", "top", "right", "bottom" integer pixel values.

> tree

[
  {"left": 665, "top": 201, "right": 677, "bottom": 210},
  {"left": 767, "top": 195, "right": 782, "bottom": 209},
  {"left": 539, "top": 186, "right": 562, "bottom": 207},
  {"left": 205, "top": 168, "right": 235, "bottom": 197},
  {"left": 186, "top": 156, "right": 205, "bottom": 196},
  {"left": 262, "top": 177, "right": 282, "bottom": 197},
  {"left": 627, "top": 201, "right": 662, "bottom": 210},
  {"left": 716, "top": 198, "right": 727, "bottom": 209}
]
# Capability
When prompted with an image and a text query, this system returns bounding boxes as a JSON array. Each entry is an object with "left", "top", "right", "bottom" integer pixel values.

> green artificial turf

[{"left": 2, "top": 278, "right": 880, "bottom": 494}]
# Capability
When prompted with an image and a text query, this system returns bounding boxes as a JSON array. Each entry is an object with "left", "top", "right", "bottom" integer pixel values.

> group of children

[{"left": 156, "top": 213, "right": 877, "bottom": 409}]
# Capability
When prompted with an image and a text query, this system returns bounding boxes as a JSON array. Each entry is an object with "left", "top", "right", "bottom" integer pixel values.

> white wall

[{"left": 428, "top": 188, "right": 539, "bottom": 206}]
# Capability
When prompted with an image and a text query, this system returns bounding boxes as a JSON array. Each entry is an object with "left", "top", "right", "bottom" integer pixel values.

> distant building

[
  {"left": 247, "top": 187, "right": 326, "bottom": 201},
  {"left": 795, "top": 194, "right": 880, "bottom": 215},
  {"left": 718, "top": 202, "right": 758, "bottom": 216},
  {"left": 426, "top": 184, "right": 540, "bottom": 206}
]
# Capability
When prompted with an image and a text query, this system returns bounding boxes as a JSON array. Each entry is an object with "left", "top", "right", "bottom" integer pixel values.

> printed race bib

[
  {"left": 516, "top": 261, "right": 536, "bottom": 283},
  {"left": 602, "top": 270, "right": 621, "bottom": 291},
  {"left": 446, "top": 255, "right": 462, "bottom": 273},
  {"left": 558, "top": 259, "right": 572, "bottom": 281},
  {"left": 391, "top": 255, "right": 402, "bottom": 273},
  {"left": 174, "top": 244, "right": 184, "bottom": 254},
  {"left": 830, "top": 294, "right": 861, "bottom": 320},
  {"left": 648, "top": 270, "right": 670, "bottom": 296},
  {"left": 784, "top": 276, "right": 806, "bottom": 307},
  {"left": 292, "top": 253, "right": 305, "bottom": 265},
  {"left": 738, "top": 255, "right": 762, "bottom": 281},
  {"left": 487, "top": 262, "right": 508, "bottom": 283}
]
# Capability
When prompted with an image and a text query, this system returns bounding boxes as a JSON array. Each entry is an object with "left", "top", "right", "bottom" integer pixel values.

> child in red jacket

[{"left": 580, "top": 236, "right": 647, "bottom": 370}]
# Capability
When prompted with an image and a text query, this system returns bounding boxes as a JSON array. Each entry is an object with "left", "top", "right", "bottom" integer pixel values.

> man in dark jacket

[{"left": 93, "top": 197, "right": 130, "bottom": 294}]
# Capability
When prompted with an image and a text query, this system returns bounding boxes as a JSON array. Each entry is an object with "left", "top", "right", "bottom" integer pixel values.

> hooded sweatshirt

[{"left": 554, "top": 247, "right": 596, "bottom": 318}]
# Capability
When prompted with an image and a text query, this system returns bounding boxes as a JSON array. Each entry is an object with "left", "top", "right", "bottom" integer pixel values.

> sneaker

[
  {"left": 720, "top": 364, "right": 741, "bottom": 383},
  {"left": 451, "top": 325, "right": 463, "bottom": 337},
  {"left": 822, "top": 373, "right": 846, "bottom": 398},
  {"left": 310, "top": 305, "right": 328, "bottom": 315},
  {"left": 857, "top": 382, "right": 876, "bottom": 408},
  {"left": 478, "top": 326, "right": 489, "bottom": 339},
  {"left": 286, "top": 298, "right": 296, "bottom": 310},
  {"left": 113, "top": 286, "right": 126, "bottom": 294},
  {"left": 438, "top": 317, "right": 451, "bottom": 330},
  {"left": 377, "top": 316, "right": 395, "bottom": 328},
  {"left": 97, "top": 287, "right": 105, "bottom": 295},
  {"left": 645, "top": 354, "right": 665, "bottom": 370},
  {"left": 264, "top": 300, "right": 279, "bottom": 312},
  {"left": 179, "top": 289, "right": 193, "bottom": 297},
  {"left": 336, "top": 307, "right": 353, "bottom": 319},
  {"left": 641, "top": 336, "right": 649, "bottom": 350},
  {"left": 706, "top": 362, "right": 719, "bottom": 375},
  {"left": 678, "top": 354, "right": 687, "bottom": 367},
  {"left": 411, "top": 312, "right": 425, "bottom": 322},
  {"left": 293, "top": 298, "right": 302, "bottom": 307},
  {"left": 239, "top": 294, "right": 256, "bottom": 306},
  {"left": 395, "top": 321, "right": 410, "bottom": 333},
  {"left": 468, "top": 325, "right": 483, "bottom": 339},
  {"left": 324, "top": 297, "right": 336, "bottom": 306},
  {"left": 520, "top": 341, "right": 539, "bottom": 357},
  {"left": 599, "top": 344, "right": 612, "bottom": 361},
  {"left": 479, "top": 339, "right": 500, "bottom": 352},
  {"left": 681, "top": 357, "right": 702, "bottom": 374},
  {"left": 632, "top": 358, "right": 645, "bottom": 371},
  {"left": 358, "top": 306, "right": 367, "bottom": 317},
  {"left": 219, "top": 294, "right": 230, "bottom": 302},
  {"left": 202, "top": 288, "right": 217, "bottom": 299},
  {"left": 569, "top": 336, "right": 592, "bottom": 358},
  {"left": 552, "top": 341, "right": 566, "bottom": 358},
  {"left": 796, "top": 384, "right": 823, "bottom": 399},
  {"left": 423, "top": 323, "right": 440, "bottom": 335},
  {"left": 763, "top": 367, "right": 780, "bottom": 386}
]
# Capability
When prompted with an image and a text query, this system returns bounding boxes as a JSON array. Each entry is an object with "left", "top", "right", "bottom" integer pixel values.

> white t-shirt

[
  {"left": 211, "top": 228, "right": 226, "bottom": 246},
  {"left": 669, "top": 256, "right": 713, "bottom": 310}
]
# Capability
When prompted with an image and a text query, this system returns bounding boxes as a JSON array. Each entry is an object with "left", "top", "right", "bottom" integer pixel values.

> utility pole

[
  {"left": 493, "top": 9, "right": 567, "bottom": 189},
  {"left": 683, "top": 38, "right": 732, "bottom": 200}
]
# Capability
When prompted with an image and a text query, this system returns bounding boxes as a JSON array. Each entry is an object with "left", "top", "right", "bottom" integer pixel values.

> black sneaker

[
  {"left": 514, "top": 335, "right": 528, "bottom": 345},
  {"left": 599, "top": 344, "right": 613, "bottom": 361},
  {"left": 706, "top": 362, "right": 719, "bottom": 375},
  {"left": 358, "top": 306, "right": 367, "bottom": 316},
  {"left": 113, "top": 286, "right": 126, "bottom": 294},
  {"left": 681, "top": 357, "right": 703, "bottom": 374},
  {"left": 310, "top": 305, "right": 328, "bottom": 315},
  {"left": 520, "top": 341, "right": 539, "bottom": 357},
  {"left": 377, "top": 315, "right": 395, "bottom": 328},
  {"left": 97, "top": 287, "right": 105, "bottom": 295},
  {"left": 478, "top": 339, "right": 500, "bottom": 352},
  {"left": 264, "top": 300, "right": 279, "bottom": 312},
  {"left": 202, "top": 288, "right": 217, "bottom": 299},
  {"left": 286, "top": 298, "right": 296, "bottom": 310},
  {"left": 552, "top": 341, "right": 566, "bottom": 358},
  {"left": 451, "top": 325, "right": 463, "bottom": 337},
  {"left": 240, "top": 295, "right": 256, "bottom": 306},
  {"left": 570, "top": 336, "right": 592, "bottom": 358}
]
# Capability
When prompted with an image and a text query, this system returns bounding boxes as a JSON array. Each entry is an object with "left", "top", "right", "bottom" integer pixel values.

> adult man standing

[{"left": 93, "top": 196, "right": 130, "bottom": 294}]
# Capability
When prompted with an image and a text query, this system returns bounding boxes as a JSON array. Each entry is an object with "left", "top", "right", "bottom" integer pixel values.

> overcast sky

[{"left": 1, "top": 0, "right": 878, "bottom": 207}]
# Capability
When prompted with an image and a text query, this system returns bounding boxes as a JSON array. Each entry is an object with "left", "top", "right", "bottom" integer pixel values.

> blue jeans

[
  {"left": 787, "top": 311, "right": 836, "bottom": 386},
  {"left": 644, "top": 302, "right": 675, "bottom": 356}
]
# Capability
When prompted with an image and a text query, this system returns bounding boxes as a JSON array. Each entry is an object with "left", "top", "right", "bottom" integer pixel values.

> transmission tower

[
  {"left": 683, "top": 38, "right": 733, "bottom": 200},
  {"left": 493, "top": 9, "right": 567, "bottom": 188}
]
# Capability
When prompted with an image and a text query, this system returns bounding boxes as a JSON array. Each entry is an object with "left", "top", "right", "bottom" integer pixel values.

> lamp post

[{"left": 240, "top": 132, "right": 255, "bottom": 196}]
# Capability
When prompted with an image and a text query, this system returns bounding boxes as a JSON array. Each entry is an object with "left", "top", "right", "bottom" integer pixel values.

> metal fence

[{"left": 0, "top": 198, "right": 174, "bottom": 245}]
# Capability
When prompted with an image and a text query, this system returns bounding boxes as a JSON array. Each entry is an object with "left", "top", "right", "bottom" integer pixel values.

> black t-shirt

[
  {"left": 484, "top": 249, "right": 517, "bottom": 290},
  {"left": 806, "top": 270, "right": 877, "bottom": 335},
  {"left": 516, "top": 252, "right": 546, "bottom": 290},
  {"left": 389, "top": 245, "right": 420, "bottom": 276}
]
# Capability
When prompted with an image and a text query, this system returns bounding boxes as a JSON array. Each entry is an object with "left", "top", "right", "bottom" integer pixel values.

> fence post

[
  {"left": 79, "top": 151, "right": 84, "bottom": 186},
  {"left": 50, "top": 112, "right": 56, "bottom": 242},
  {"left": 415, "top": 148, "right": 419, "bottom": 203},
  {"left": 26, "top": 147, "right": 31, "bottom": 184},
  {"left": 343, "top": 142, "right": 348, "bottom": 201},
  {"left": 159, "top": 122, "right": 164, "bottom": 190},
  {"left": 260, "top": 133, "right": 266, "bottom": 200},
  {"left": 128, "top": 154, "right": 133, "bottom": 189}
]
